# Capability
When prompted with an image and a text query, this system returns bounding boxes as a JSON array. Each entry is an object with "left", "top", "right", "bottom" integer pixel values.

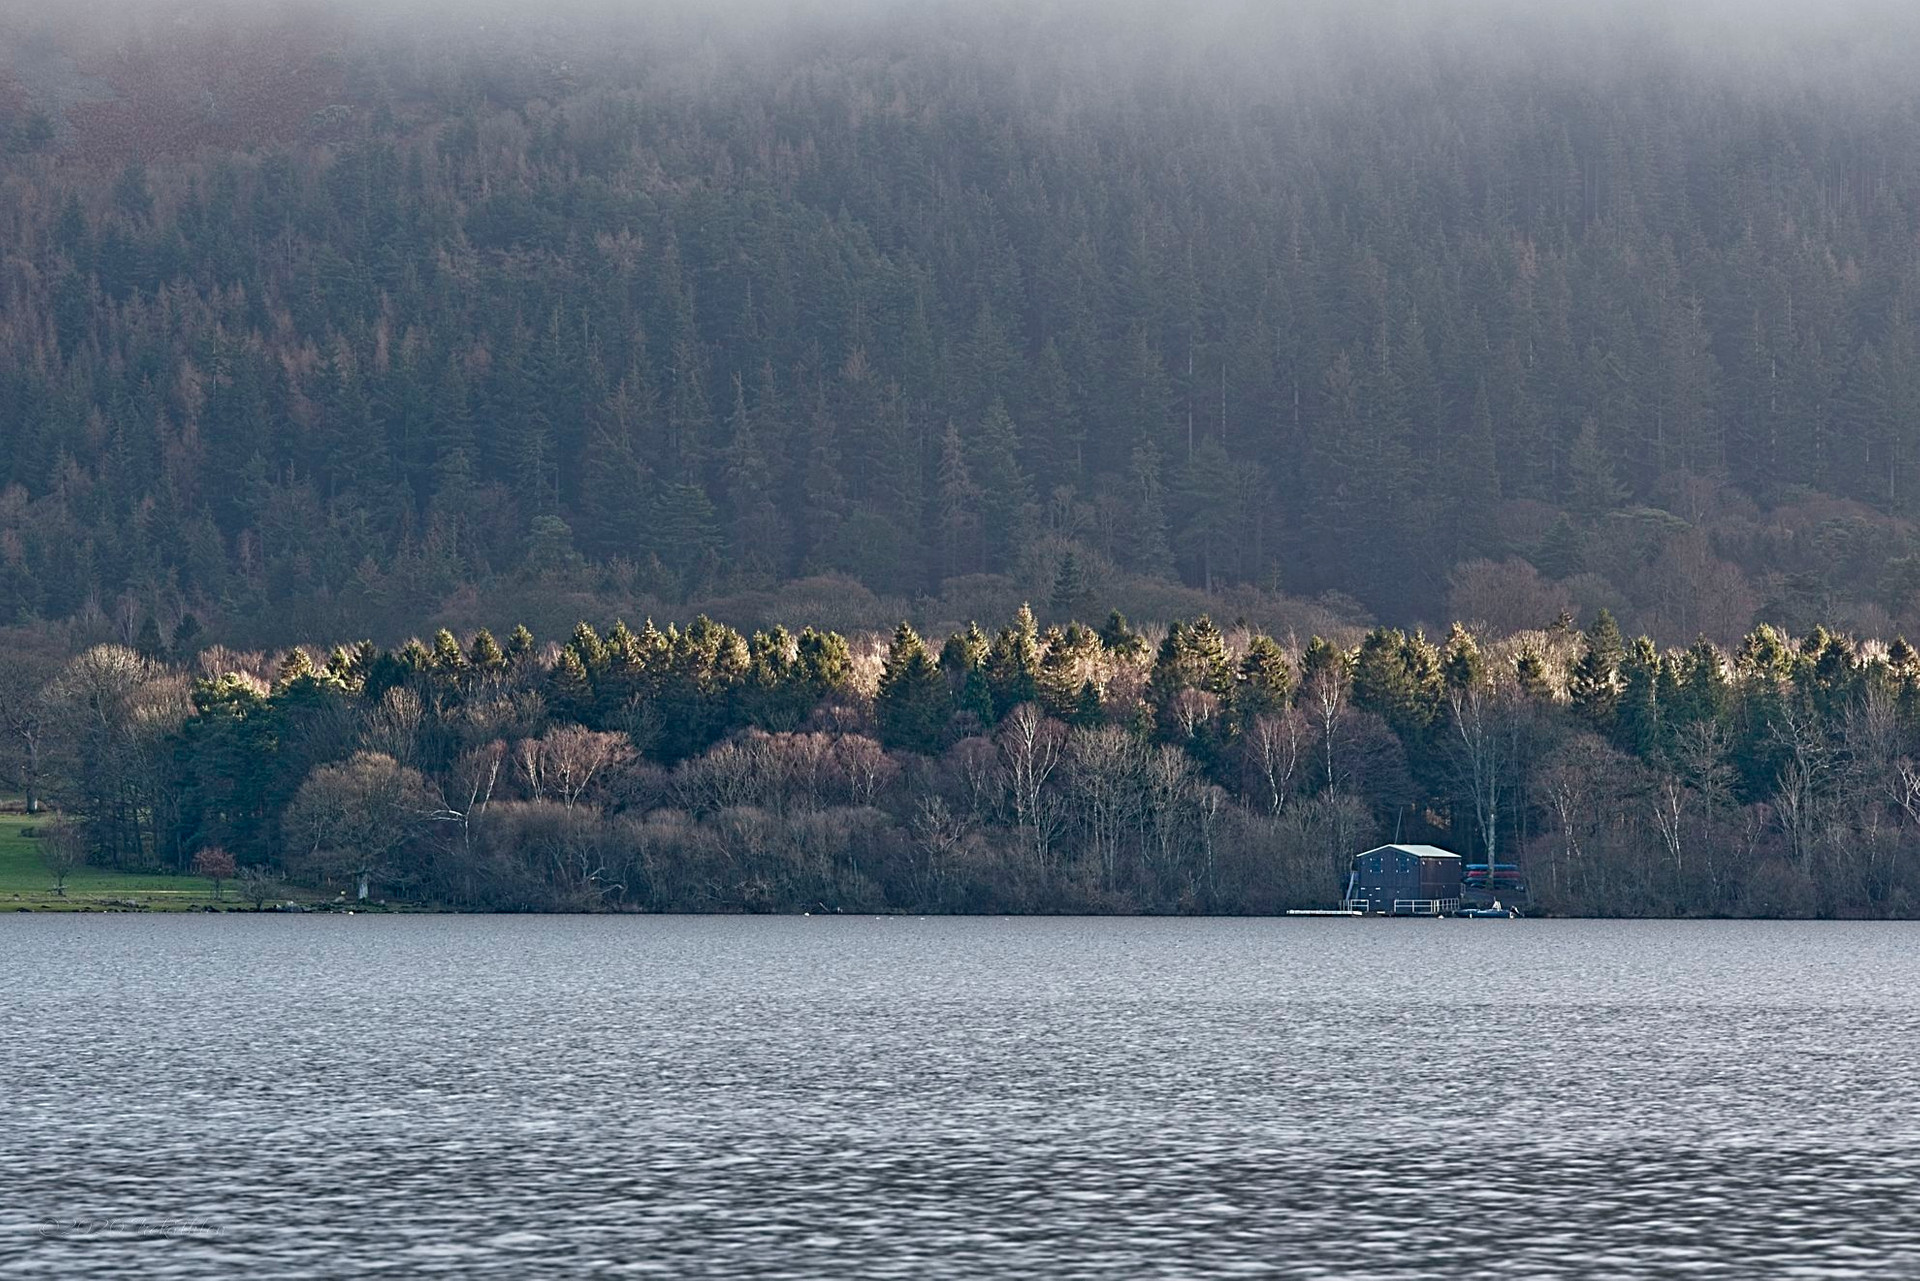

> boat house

[{"left": 1344, "top": 845, "right": 1462, "bottom": 915}]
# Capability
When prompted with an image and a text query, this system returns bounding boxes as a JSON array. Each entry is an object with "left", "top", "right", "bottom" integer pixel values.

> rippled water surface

[{"left": 3, "top": 916, "right": 1919, "bottom": 1278}]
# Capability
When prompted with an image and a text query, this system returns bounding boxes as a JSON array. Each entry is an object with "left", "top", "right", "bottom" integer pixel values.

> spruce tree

[
  {"left": 651, "top": 483, "right": 722, "bottom": 584},
  {"left": 984, "top": 604, "right": 1042, "bottom": 718},
  {"left": 1236, "top": 634, "right": 1294, "bottom": 722},
  {"left": 1070, "top": 680, "right": 1105, "bottom": 728},
  {"left": 1352, "top": 628, "right": 1444, "bottom": 738},
  {"left": 548, "top": 647, "right": 594, "bottom": 722},
  {"left": 1440, "top": 623, "right": 1484, "bottom": 691},
  {"left": 431, "top": 629, "right": 467, "bottom": 675},
  {"left": 1569, "top": 609, "right": 1626, "bottom": 727},
  {"left": 720, "top": 373, "right": 789, "bottom": 573},
  {"left": 134, "top": 616, "right": 167, "bottom": 665},
  {"left": 1099, "top": 610, "right": 1145, "bottom": 658},
  {"left": 972, "top": 401, "right": 1036, "bottom": 572},
  {"left": 1515, "top": 641, "right": 1554, "bottom": 701},
  {"left": 1050, "top": 553, "right": 1091, "bottom": 620},
  {"left": 504, "top": 625, "right": 537, "bottom": 668},
  {"left": 1614, "top": 637, "right": 1663, "bottom": 757},
  {"left": 469, "top": 629, "right": 505, "bottom": 672},
  {"left": 1534, "top": 514, "right": 1585, "bottom": 580},
  {"left": 1125, "top": 441, "right": 1176, "bottom": 578},
  {"left": 935, "top": 423, "right": 982, "bottom": 580},
  {"left": 876, "top": 623, "right": 949, "bottom": 753},
  {"left": 796, "top": 628, "right": 853, "bottom": 702},
  {"left": 1567, "top": 417, "right": 1627, "bottom": 518},
  {"left": 170, "top": 614, "right": 203, "bottom": 662},
  {"left": 1036, "top": 630, "right": 1083, "bottom": 720}
]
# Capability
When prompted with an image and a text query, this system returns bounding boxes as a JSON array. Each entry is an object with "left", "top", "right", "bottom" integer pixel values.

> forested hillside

[{"left": 7, "top": 1, "right": 1920, "bottom": 650}]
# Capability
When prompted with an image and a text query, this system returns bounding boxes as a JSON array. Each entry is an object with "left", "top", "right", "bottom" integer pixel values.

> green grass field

[{"left": 0, "top": 812, "right": 272, "bottom": 911}]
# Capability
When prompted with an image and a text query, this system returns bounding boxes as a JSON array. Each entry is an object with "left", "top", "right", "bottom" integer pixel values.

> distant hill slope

[{"left": 4, "top": 0, "right": 1920, "bottom": 648}]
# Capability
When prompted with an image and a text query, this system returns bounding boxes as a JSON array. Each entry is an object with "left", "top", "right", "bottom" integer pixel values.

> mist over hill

[{"left": 5, "top": 0, "right": 1920, "bottom": 649}]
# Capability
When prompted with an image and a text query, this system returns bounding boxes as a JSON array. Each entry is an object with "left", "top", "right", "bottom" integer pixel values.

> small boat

[{"left": 1456, "top": 900, "right": 1519, "bottom": 919}]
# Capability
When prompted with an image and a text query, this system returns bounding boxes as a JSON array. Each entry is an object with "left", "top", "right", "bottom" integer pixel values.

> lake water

[{"left": 2, "top": 916, "right": 1918, "bottom": 1278}]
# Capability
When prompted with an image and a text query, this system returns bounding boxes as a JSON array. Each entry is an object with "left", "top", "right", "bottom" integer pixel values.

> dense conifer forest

[
  {"left": 8, "top": 2, "right": 1920, "bottom": 913},
  {"left": 6, "top": 1, "right": 1920, "bottom": 648}
]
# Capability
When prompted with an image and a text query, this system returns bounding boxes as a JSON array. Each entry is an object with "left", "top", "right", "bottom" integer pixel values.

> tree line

[{"left": 13, "top": 604, "right": 1920, "bottom": 916}]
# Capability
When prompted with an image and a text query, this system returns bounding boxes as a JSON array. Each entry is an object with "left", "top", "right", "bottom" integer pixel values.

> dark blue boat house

[{"left": 1343, "top": 845, "right": 1463, "bottom": 915}]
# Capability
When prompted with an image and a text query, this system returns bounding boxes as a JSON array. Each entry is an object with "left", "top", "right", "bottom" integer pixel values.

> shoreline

[{"left": 7, "top": 897, "right": 1914, "bottom": 921}]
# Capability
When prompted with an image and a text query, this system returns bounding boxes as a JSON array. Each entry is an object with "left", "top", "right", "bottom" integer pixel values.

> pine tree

[
  {"left": 798, "top": 389, "right": 850, "bottom": 571},
  {"left": 579, "top": 370, "right": 655, "bottom": 558},
  {"left": 1299, "top": 637, "right": 1353, "bottom": 706},
  {"left": 955, "top": 300, "right": 1023, "bottom": 419},
  {"left": 665, "top": 335, "right": 715, "bottom": 477},
  {"left": 1147, "top": 617, "right": 1235, "bottom": 737},
  {"left": 1024, "top": 338, "right": 1084, "bottom": 488},
  {"left": 1515, "top": 641, "right": 1554, "bottom": 700},
  {"left": 940, "top": 623, "right": 989, "bottom": 689},
  {"left": 1444, "top": 382, "right": 1502, "bottom": 559},
  {"left": 1114, "top": 321, "right": 1172, "bottom": 454},
  {"left": 957, "top": 665, "right": 995, "bottom": 727},
  {"left": 720, "top": 372, "right": 790, "bottom": 575},
  {"left": 569, "top": 621, "right": 608, "bottom": 673},
  {"left": 525, "top": 515, "right": 581, "bottom": 573},
  {"left": 1668, "top": 637, "right": 1728, "bottom": 731},
  {"left": 274, "top": 647, "right": 316, "bottom": 691}
]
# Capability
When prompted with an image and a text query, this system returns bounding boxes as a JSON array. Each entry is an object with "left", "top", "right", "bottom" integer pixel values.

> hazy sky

[{"left": 9, "top": 0, "right": 1920, "bottom": 106}]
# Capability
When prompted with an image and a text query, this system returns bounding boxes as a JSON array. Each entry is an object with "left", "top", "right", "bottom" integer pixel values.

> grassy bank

[{"left": 0, "top": 812, "right": 316, "bottom": 912}]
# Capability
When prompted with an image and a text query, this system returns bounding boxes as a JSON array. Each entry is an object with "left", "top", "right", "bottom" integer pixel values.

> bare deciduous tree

[
  {"left": 1067, "top": 725, "right": 1144, "bottom": 888},
  {"left": 41, "top": 819, "right": 85, "bottom": 896},
  {"left": 283, "top": 752, "right": 435, "bottom": 900},
  {"left": 832, "top": 735, "right": 894, "bottom": 807},
  {"left": 239, "top": 865, "right": 285, "bottom": 910},
  {"left": 538, "top": 725, "right": 632, "bottom": 810},
  {"left": 996, "top": 704, "right": 1067, "bottom": 876},
  {"left": 430, "top": 740, "right": 506, "bottom": 858},
  {"left": 1241, "top": 710, "right": 1304, "bottom": 817},
  {"left": 365, "top": 686, "right": 425, "bottom": 767}
]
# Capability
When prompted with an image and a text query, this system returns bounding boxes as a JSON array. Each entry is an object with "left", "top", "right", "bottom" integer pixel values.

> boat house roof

[{"left": 1356, "top": 844, "right": 1461, "bottom": 861}]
